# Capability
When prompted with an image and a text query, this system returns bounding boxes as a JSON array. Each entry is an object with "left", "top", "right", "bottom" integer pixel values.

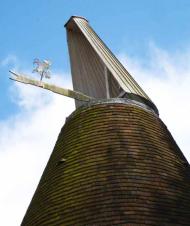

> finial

[{"left": 32, "top": 58, "right": 51, "bottom": 81}]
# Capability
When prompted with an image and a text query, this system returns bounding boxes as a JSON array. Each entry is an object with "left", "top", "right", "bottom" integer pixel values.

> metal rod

[{"left": 104, "top": 66, "right": 110, "bottom": 98}]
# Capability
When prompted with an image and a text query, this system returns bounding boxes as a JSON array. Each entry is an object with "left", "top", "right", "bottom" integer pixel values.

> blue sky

[{"left": 1, "top": 1, "right": 190, "bottom": 225}]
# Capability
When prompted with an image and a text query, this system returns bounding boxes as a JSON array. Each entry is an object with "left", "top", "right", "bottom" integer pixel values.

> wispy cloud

[{"left": 0, "top": 54, "right": 19, "bottom": 71}]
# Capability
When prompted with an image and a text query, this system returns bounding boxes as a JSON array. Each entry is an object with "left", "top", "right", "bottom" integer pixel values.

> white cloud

[{"left": 119, "top": 43, "right": 190, "bottom": 161}]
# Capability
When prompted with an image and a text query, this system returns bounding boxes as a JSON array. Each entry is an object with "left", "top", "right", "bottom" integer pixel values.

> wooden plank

[{"left": 9, "top": 70, "right": 94, "bottom": 102}]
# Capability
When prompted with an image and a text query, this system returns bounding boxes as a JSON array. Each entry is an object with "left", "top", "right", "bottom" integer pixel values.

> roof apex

[{"left": 64, "top": 15, "right": 88, "bottom": 27}]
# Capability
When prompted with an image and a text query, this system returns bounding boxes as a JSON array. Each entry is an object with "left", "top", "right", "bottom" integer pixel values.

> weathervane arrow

[{"left": 9, "top": 59, "right": 94, "bottom": 102}]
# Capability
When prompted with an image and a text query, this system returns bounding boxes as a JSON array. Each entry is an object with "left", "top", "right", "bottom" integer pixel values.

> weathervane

[
  {"left": 32, "top": 58, "right": 51, "bottom": 81},
  {"left": 9, "top": 59, "right": 94, "bottom": 102}
]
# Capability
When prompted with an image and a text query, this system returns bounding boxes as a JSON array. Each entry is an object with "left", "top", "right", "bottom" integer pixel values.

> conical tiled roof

[{"left": 21, "top": 100, "right": 190, "bottom": 225}]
